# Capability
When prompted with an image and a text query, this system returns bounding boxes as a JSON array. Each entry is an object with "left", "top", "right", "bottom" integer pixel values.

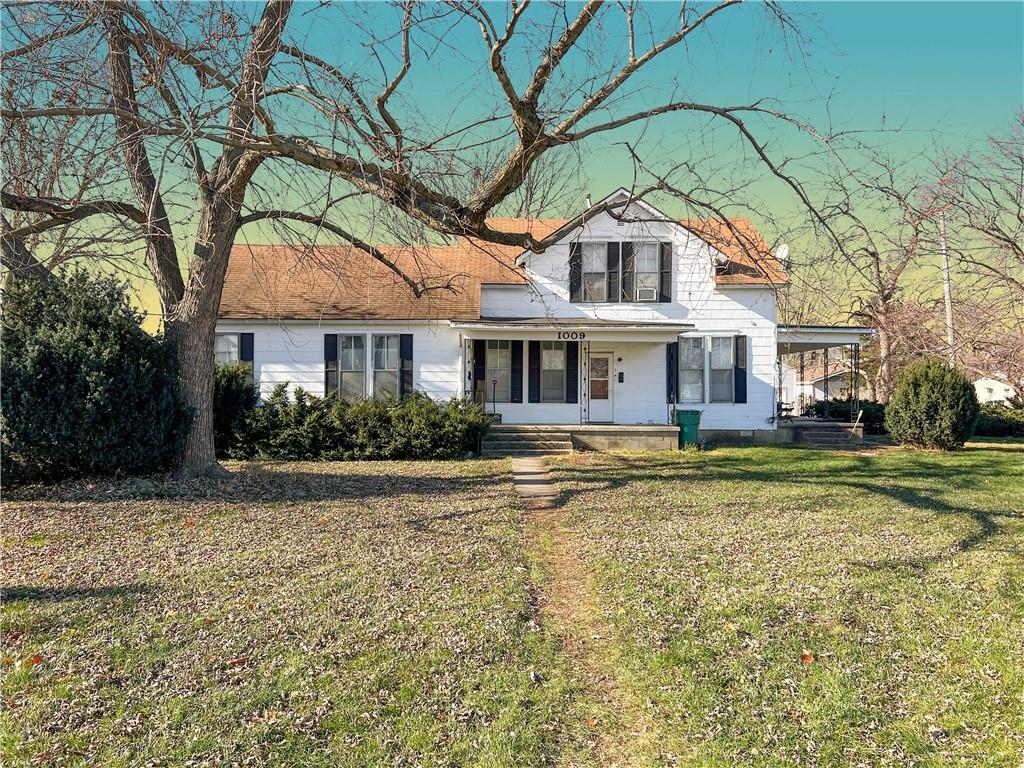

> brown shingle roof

[
  {"left": 218, "top": 216, "right": 784, "bottom": 320},
  {"left": 680, "top": 218, "right": 788, "bottom": 286}
]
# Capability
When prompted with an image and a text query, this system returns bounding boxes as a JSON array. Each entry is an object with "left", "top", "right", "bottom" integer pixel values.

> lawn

[
  {"left": 1, "top": 461, "right": 588, "bottom": 767},
  {"left": 547, "top": 444, "right": 1024, "bottom": 767},
  {"left": 3, "top": 445, "right": 1023, "bottom": 767}
]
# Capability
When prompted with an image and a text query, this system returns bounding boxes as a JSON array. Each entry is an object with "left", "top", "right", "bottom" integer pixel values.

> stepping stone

[{"left": 511, "top": 457, "right": 557, "bottom": 507}]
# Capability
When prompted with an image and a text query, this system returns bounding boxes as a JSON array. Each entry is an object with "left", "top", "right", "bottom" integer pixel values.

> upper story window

[
  {"left": 582, "top": 243, "right": 607, "bottom": 302},
  {"left": 570, "top": 241, "right": 669, "bottom": 304},
  {"left": 634, "top": 243, "right": 660, "bottom": 302}
]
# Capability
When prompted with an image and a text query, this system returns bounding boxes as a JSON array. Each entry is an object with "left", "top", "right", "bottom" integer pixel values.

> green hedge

[
  {"left": 213, "top": 363, "right": 259, "bottom": 457},
  {"left": 225, "top": 385, "right": 491, "bottom": 461},
  {"left": 884, "top": 358, "right": 979, "bottom": 450},
  {"left": 802, "top": 398, "right": 887, "bottom": 434},
  {"left": 974, "top": 403, "right": 1024, "bottom": 437},
  {"left": 1, "top": 269, "right": 191, "bottom": 485}
]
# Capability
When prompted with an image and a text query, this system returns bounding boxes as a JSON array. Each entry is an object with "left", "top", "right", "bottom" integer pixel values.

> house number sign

[{"left": 557, "top": 331, "right": 586, "bottom": 340}]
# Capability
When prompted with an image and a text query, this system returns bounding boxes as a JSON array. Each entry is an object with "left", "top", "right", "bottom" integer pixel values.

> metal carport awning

[
  {"left": 451, "top": 317, "right": 694, "bottom": 343},
  {"left": 777, "top": 325, "right": 874, "bottom": 354}
]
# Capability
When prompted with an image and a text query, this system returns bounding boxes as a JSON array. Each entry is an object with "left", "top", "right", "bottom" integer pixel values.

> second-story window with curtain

[
  {"left": 582, "top": 242, "right": 607, "bottom": 302},
  {"left": 634, "top": 243, "right": 659, "bottom": 302}
]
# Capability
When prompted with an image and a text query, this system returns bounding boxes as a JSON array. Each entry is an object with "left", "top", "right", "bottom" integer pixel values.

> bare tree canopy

[{"left": 2, "top": 0, "right": 840, "bottom": 474}]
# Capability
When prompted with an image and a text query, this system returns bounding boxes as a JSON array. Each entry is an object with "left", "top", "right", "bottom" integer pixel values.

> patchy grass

[
  {"left": 548, "top": 444, "right": 1024, "bottom": 767},
  {"left": 1, "top": 461, "right": 590, "bottom": 767}
]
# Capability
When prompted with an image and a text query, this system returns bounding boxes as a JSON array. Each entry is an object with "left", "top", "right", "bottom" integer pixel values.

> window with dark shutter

[
  {"left": 734, "top": 335, "right": 748, "bottom": 404},
  {"left": 569, "top": 242, "right": 583, "bottom": 302},
  {"left": 324, "top": 333, "right": 339, "bottom": 396},
  {"left": 510, "top": 340, "right": 524, "bottom": 403},
  {"left": 565, "top": 341, "right": 579, "bottom": 404},
  {"left": 666, "top": 341, "right": 678, "bottom": 403},
  {"left": 659, "top": 242, "right": 672, "bottom": 302},
  {"left": 606, "top": 243, "right": 620, "bottom": 304},
  {"left": 399, "top": 333, "right": 414, "bottom": 396},
  {"left": 528, "top": 340, "right": 541, "bottom": 402}
]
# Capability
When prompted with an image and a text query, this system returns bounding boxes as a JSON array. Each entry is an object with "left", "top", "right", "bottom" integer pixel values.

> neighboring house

[
  {"left": 215, "top": 189, "right": 870, "bottom": 441},
  {"left": 779, "top": 360, "right": 866, "bottom": 410},
  {"left": 974, "top": 376, "right": 1018, "bottom": 405}
]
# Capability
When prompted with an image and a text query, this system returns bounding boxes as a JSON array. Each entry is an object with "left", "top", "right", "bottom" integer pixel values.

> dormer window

[{"left": 570, "top": 241, "right": 671, "bottom": 304}]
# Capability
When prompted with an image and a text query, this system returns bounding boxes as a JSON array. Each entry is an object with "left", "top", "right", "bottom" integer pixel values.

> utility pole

[{"left": 939, "top": 210, "right": 955, "bottom": 362}]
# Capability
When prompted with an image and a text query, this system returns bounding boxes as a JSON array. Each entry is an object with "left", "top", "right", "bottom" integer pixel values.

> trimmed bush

[
  {"left": 213, "top": 363, "right": 259, "bottom": 456},
  {"left": 230, "top": 386, "right": 490, "bottom": 461},
  {"left": 803, "top": 398, "right": 886, "bottom": 434},
  {"left": 974, "top": 402, "right": 1024, "bottom": 438},
  {"left": 1, "top": 269, "right": 191, "bottom": 484},
  {"left": 884, "top": 358, "right": 979, "bottom": 450}
]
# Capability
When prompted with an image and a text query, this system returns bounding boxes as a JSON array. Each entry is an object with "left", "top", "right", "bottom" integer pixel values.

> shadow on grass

[
  {"left": 5, "top": 465, "right": 512, "bottom": 506},
  {"left": 549, "top": 446, "right": 1023, "bottom": 569},
  {"left": 2, "top": 584, "right": 153, "bottom": 602}
]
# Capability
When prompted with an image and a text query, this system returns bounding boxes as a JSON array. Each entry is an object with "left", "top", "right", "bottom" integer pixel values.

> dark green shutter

[
  {"left": 399, "top": 334, "right": 414, "bottom": 395},
  {"left": 565, "top": 341, "right": 579, "bottom": 404},
  {"left": 659, "top": 242, "right": 672, "bottom": 302},
  {"left": 510, "top": 341, "right": 523, "bottom": 403},
  {"left": 528, "top": 341, "right": 540, "bottom": 403},
  {"left": 606, "top": 242, "right": 620, "bottom": 303},
  {"left": 734, "top": 335, "right": 747, "bottom": 404},
  {"left": 666, "top": 341, "right": 678, "bottom": 403},
  {"left": 324, "top": 333, "right": 338, "bottom": 395},
  {"left": 240, "top": 333, "right": 254, "bottom": 362},
  {"left": 569, "top": 242, "right": 582, "bottom": 302},
  {"left": 472, "top": 339, "right": 486, "bottom": 402},
  {"left": 621, "top": 242, "right": 634, "bottom": 302}
]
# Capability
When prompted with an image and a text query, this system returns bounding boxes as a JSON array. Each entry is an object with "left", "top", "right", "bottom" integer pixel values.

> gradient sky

[
  {"left": 50, "top": 0, "right": 1022, "bottom": 325},
  {"left": 285, "top": 0, "right": 1023, "bottom": 211}
]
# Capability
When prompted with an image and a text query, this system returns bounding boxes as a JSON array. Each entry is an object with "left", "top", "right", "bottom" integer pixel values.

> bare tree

[{"left": 2, "top": 0, "right": 833, "bottom": 475}]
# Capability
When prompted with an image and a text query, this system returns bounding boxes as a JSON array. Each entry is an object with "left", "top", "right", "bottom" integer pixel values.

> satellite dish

[{"left": 775, "top": 243, "right": 790, "bottom": 266}]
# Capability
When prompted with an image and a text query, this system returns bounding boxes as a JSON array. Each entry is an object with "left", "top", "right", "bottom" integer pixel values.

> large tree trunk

[{"left": 168, "top": 197, "right": 244, "bottom": 476}]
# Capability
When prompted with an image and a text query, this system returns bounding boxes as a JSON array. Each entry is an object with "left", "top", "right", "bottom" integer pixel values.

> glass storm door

[{"left": 588, "top": 353, "right": 614, "bottom": 422}]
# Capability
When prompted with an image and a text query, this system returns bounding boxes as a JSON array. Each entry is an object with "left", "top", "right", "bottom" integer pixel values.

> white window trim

[
  {"left": 679, "top": 334, "right": 739, "bottom": 405},
  {"left": 372, "top": 333, "right": 401, "bottom": 399},
  {"left": 541, "top": 340, "right": 568, "bottom": 403},
  {"left": 575, "top": 240, "right": 663, "bottom": 304}
]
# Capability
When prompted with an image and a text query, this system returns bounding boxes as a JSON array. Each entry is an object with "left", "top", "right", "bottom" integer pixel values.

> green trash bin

[{"left": 675, "top": 409, "right": 702, "bottom": 448}]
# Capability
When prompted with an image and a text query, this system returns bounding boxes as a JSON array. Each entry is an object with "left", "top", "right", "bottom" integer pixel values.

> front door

[{"left": 588, "top": 352, "right": 614, "bottom": 423}]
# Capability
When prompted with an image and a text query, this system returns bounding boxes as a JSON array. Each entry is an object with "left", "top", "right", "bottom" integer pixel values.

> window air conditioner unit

[{"left": 637, "top": 287, "right": 657, "bottom": 302}]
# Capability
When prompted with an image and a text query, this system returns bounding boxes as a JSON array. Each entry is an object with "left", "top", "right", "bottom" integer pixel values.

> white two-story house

[{"left": 216, "top": 189, "right": 869, "bottom": 447}]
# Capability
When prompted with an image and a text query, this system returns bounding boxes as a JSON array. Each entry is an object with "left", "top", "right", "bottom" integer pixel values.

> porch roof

[
  {"left": 450, "top": 317, "right": 693, "bottom": 342},
  {"left": 777, "top": 325, "right": 874, "bottom": 354}
]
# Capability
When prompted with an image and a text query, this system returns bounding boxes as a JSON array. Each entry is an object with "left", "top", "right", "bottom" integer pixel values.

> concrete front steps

[
  {"left": 480, "top": 425, "right": 574, "bottom": 457},
  {"left": 797, "top": 421, "right": 860, "bottom": 448}
]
